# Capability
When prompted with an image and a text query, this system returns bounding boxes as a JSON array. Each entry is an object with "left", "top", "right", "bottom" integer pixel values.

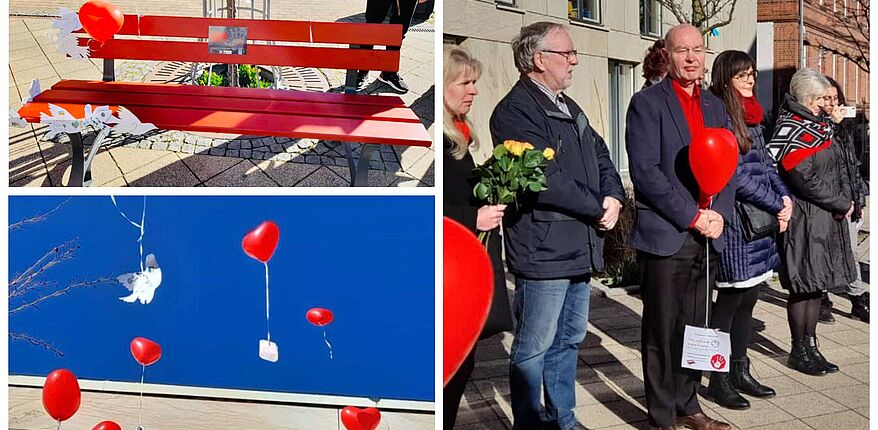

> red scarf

[
  {"left": 737, "top": 91, "right": 764, "bottom": 126},
  {"left": 453, "top": 117, "right": 471, "bottom": 143}
]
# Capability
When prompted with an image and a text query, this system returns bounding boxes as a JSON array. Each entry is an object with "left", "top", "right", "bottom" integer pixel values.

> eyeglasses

[
  {"left": 734, "top": 71, "right": 758, "bottom": 81},
  {"left": 671, "top": 47, "right": 706, "bottom": 56},
  {"left": 541, "top": 50, "right": 579, "bottom": 61}
]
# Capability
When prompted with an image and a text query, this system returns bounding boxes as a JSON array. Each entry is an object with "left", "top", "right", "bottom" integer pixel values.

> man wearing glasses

[
  {"left": 490, "top": 22, "right": 625, "bottom": 430},
  {"left": 625, "top": 24, "right": 735, "bottom": 430}
]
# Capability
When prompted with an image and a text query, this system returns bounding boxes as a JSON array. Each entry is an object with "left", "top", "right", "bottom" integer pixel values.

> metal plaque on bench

[{"left": 208, "top": 26, "right": 248, "bottom": 55}]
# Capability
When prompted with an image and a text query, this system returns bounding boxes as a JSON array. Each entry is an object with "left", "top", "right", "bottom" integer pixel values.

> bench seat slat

[
  {"left": 19, "top": 102, "right": 431, "bottom": 147},
  {"left": 35, "top": 89, "right": 422, "bottom": 123},
  {"left": 51, "top": 80, "right": 408, "bottom": 108},
  {"left": 82, "top": 39, "right": 401, "bottom": 71},
  {"left": 107, "top": 15, "right": 402, "bottom": 46}
]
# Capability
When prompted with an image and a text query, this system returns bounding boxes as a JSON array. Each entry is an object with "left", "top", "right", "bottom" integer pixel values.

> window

[
  {"left": 569, "top": 0, "right": 601, "bottom": 23},
  {"left": 608, "top": 61, "right": 635, "bottom": 176},
  {"left": 640, "top": 0, "right": 661, "bottom": 36},
  {"left": 832, "top": 53, "right": 837, "bottom": 79}
]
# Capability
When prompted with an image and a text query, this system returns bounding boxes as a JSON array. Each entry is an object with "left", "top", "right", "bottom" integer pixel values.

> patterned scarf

[{"left": 767, "top": 100, "right": 833, "bottom": 171}]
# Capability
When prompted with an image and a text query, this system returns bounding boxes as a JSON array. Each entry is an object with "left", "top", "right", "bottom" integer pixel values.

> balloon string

[
  {"left": 110, "top": 196, "right": 146, "bottom": 272},
  {"left": 56, "top": 421, "right": 62, "bottom": 430},
  {"left": 138, "top": 364, "right": 145, "bottom": 428},
  {"left": 264, "top": 262, "right": 271, "bottom": 342},
  {"left": 323, "top": 329, "right": 333, "bottom": 359}
]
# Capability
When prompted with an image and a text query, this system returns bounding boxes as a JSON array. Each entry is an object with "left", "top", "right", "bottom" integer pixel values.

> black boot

[
  {"left": 788, "top": 338, "right": 827, "bottom": 376},
  {"left": 850, "top": 292, "right": 869, "bottom": 323},
  {"left": 707, "top": 371, "right": 750, "bottom": 410},
  {"left": 804, "top": 334, "right": 839, "bottom": 373},
  {"left": 730, "top": 356, "right": 776, "bottom": 398},
  {"left": 819, "top": 293, "right": 835, "bottom": 323}
]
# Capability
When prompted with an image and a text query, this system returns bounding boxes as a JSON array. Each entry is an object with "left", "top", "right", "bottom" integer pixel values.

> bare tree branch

[
  {"left": 8, "top": 332, "right": 64, "bottom": 357},
  {"left": 655, "top": 0, "right": 742, "bottom": 35},
  {"left": 8, "top": 239, "right": 79, "bottom": 299},
  {"left": 9, "top": 277, "right": 114, "bottom": 316},
  {"left": 9, "top": 197, "right": 72, "bottom": 230}
]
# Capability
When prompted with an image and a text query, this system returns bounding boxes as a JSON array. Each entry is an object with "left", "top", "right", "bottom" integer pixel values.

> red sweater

[{"left": 672, "top": 80, "right": 706, "bottom": 227}]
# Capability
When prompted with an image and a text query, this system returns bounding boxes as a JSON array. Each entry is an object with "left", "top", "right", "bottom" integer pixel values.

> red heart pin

[
  {"left": 340, "top": 406, "right": 381, "bottom": 430},
  {"left": 242, "top": 221, "right": 280, "bottom": 263},
  {"left": 92, "top": 421, "right": 122, "bottom": 430},
  {"left": 78, "top": 0, "right": 124, "bottom": 42},
  {"left": 443, "top": 217, "right": 493, "bottom": 386},
  {"left": 130, "top": 337, "right": 162, "bottom": 366}
]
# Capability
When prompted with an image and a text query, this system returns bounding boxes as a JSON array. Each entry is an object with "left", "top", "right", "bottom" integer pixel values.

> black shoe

[
  {"left": 788, "top": 338, "right": 827, "bottom": 376},
  {"left": 707, "top": 371, "right": 750, "bottom": 410},
  {"left": 355, "top": 70, "right": 369, "bottom": 89},
  {"left": 819, "top": 293, "right": 835, "bottom": 323},
  {"left": 730, "top": 356, "right": 776, "bottom": 398},
  {"left": 804, "top": 334, "right": 839, "bottom": 373},
  {"left": 850, "top": 292, "right": 870, "bottom": 323},
  {"left": 378, "top": 72, "right": 409, "bottom": 93}
]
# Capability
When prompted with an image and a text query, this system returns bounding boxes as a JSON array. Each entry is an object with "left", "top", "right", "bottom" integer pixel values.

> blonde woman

[{"left": 443, "top": 47, "right": 512, "bottom": 429}]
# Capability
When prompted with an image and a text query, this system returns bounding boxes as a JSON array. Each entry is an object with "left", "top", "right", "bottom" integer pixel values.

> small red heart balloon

[
  {"left": 306, "top": 308, "right": 334, "bottom": 326},
  {"left": 340, "top": 406, "right": 381, "bottom": 430},
  {"left": 78, "top": 0, "right": 124, "bottom": 42},
  {"left": 130, "top": 336, "right": 162, "bottom": 366},
  {"left": 443, "top": 217, "right": 493, "bottom": 386},
  {"left": 42, "top": 369, "right": 81, "bottom": 422},
  {"left": 689, "top": 128, "right": 738, "bottom": 197},
  {"left": 92, "top": 421, "right": 122, "bottom": 430},
  {"left": 242, "top": 221, "right": 280, "bottom": 263}
]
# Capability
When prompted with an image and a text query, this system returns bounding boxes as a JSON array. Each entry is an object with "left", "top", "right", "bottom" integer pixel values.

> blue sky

[{"left": 9, "top": 195, "right": 435, "bottom": 401}]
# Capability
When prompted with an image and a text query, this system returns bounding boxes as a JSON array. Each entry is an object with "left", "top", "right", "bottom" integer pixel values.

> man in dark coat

[
  {"left": 489, "top": 22, "right": 625, "bottom": 430},
  {"left": 625, "top": 24, "right": 735, "bottom": 430}
]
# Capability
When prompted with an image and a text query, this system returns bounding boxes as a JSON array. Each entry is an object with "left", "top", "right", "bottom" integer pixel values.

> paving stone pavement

[
  {"left": 455, "top": 277, "right": 870, "bottom": 429},
  {"left": 8, "top": 3, "right": 435, "bottom": 187}
]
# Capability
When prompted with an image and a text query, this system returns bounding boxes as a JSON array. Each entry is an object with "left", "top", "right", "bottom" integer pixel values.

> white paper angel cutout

[
  {"left": 39, "top": 104, "right": 85, "bottom": 140},
  {"left": 118, "top": 254, "right": 162, "bottom": 305},
  {"left": 114, "top": 107, "right": 158, "bottom": 136},
  {"left": 52, "top": 8, "right": 83, "bottom": 34},
  {"left": 23, "top": 80, "right": 42, "bottom": 104},
  {"left": 9, "top": 109, "right": 27, "bottom": 128},
  {"left": 56, "top": 34, "right": 91, "bottom": 60},
  {"left": 84, "top": 104, "right": 119, "bottom": 129}
]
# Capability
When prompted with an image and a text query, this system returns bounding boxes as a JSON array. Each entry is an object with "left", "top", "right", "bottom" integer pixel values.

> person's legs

[
  {"left": 707, "top": 288, "right": 750, "bottom": 409},
  {"left": 443, "top": 348, "right": 476, "bottom": 430},
  {"left": 804, "top": 293, "right": 839, "bottom": 372},
  {"left": 542, "top": 276, "right": 591, "bottom": 430},
  {"left": 509, "top": 277, "right": 569, "bottom": 430},
  {"left": 787, "top": 291, "right": 826, "bottom": 375},
  {"left": 675, "top": 240, "right": 714, "bottom": 417},
  {"left": 847, "top": 218, "right": 870, "bottom": 322},
  {"left": 730, "top": 287, "right": 759, "bottom": 359}
]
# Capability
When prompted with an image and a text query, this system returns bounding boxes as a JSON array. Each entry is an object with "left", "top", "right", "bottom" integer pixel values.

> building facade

[{"left": 445, "top": 0, "right": 758, "bottom": 177}]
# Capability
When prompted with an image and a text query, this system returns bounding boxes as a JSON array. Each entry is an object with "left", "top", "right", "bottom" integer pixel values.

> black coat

[
  {"left": 625, "top": 77, "right": 736, "bottom": 256},
  {"left": 443, "top": 135, "right": 514, "bottom": 338},
  {"left": 489, "top": 78, "right": 625, "bottom": 279},
  {"left": 773, "top": 97, "right": 858, "bottom": 293}
]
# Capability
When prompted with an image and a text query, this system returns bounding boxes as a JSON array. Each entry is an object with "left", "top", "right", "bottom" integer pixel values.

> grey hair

[
  {"left": 790, "top": 68, "right": 831, "bottom": 105},
  {"left": 511, "top": 22, "right": 566, "bottom": 74}
]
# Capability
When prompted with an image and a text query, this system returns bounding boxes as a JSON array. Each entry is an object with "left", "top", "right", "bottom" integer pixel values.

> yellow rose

[
  {"left": 503, "top": 140, "right": 526, "bottom": 156},
  {"left": 522, "top": 143, "right": 534, "bottom": 151},
  {"left": 543, "top": 147, "right": 555, "bottom": 160}
]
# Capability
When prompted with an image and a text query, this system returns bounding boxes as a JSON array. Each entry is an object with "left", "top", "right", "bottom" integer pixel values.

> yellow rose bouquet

[{"left": 472, "top": 140, "right": 554, "bottom": 243}]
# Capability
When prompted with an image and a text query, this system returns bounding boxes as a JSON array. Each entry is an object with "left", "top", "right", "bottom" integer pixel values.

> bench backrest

[{"left": 77, "top": 15, "right": 403, "bottom": 73}]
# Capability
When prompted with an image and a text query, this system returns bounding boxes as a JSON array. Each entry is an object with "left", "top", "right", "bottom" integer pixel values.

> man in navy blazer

[{"left": 625, "top": 24, "right": 735, "bottom": 430}]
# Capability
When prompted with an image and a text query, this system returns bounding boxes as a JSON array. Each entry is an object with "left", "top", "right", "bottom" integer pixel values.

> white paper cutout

[
  {"left": 9, "top": 109, "right": 27, "bottom": 128},
  {"left": 84, "top": 104, "right": 119, "bottom": 129},
  {"left": 57, "top": 34, "right": 91, "bottom": 60},
  {"left": 259, "top": 339, "right": 279, "bottom": 362},
  {"left": 118, "top": 254, "right": 162, "bottom": 305},
  {"left": 24, "top": 79, "right": 42, "bottom": 104},
  {"left": 52, "top": 9, "right": 90, "bottom": 60},
  {"left": 34, "top": 103, "right": 157, "bottom": 140},
  {"left": 52, "top": 8, "right": 83, "bottom": 34},
  {"left": 114, "top": 107, "right": 158, "bottom": 136},
  {"left": 40, "top": 104, "right": 86, "bottom": 140}
]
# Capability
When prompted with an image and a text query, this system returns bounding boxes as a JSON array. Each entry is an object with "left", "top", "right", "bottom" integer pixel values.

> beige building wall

[{"left": 445, "top": 0, "right": 757, "bottom": 164}]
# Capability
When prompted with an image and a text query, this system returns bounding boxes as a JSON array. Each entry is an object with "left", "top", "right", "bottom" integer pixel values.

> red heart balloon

[
  {"left": 130, "top": 337, "right": 162, "bottom": 366},
  {"left": 242, "top": 221, "right": 280, "bottom": 263},
  {"left": 443, "top": 217, "right": 493, "bottom": 386},
  {"left": 306, "top": 308, "right": 334, "bottom": 326},
  {"left": 690, "top": 128, "right": 738, "bottom": 198},
  {"left": 340, "top": 406, "right": 381, "bottom": 430},
  {"left": 92, "top": 421, "right": 122, "bottom": 430},
  {"left": 42, "top": 369, "right": 81, "bottom": 422},
  {"left": 78, "top": 0, "right": 124, "bottom": 42}
]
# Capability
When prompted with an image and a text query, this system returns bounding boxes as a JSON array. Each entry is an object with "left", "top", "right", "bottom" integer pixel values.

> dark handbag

[{"left": 736, "top": 201, "right": 779, "bottom": 241}]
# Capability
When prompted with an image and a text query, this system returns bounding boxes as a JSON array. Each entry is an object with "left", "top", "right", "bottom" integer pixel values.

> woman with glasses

[{"left": 705, "top": 50, "right": 790, "bottom": 409}]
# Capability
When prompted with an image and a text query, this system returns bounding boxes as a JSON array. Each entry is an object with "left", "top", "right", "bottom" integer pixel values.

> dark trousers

[
  {"left": 364, "top": 0, "right": 417, "bottom": 52},
  {"left": 443, "top": 348, "right": 476, "bottom": 430},
  {"left": 639, "top": 234, "right": 716, "bottom": 427}
]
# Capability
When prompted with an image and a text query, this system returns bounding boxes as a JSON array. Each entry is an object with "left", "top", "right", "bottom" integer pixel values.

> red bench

[{"left": 17, "top": 15, "right": 432, "bottom": 186}]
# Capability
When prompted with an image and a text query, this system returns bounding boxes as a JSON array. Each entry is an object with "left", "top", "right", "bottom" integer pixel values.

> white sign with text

[{"left": 681, "top": 325, "right": 731, "bottom": 372}]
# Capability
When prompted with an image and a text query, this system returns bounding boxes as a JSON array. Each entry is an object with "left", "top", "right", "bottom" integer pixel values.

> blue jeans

[{"left": 509, "top": 277, "right": 591, "bottom": 430}]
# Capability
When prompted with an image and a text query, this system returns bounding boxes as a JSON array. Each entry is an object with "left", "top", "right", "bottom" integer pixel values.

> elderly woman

[
  {"left": 706, "top": 50, "right": 790, "bottom": 409},
  {"left": 442, "top": 47, "right": 513, "bottom": 429},
  {"left": 768, "top": 68, "right": 857, "bottom": 376}
]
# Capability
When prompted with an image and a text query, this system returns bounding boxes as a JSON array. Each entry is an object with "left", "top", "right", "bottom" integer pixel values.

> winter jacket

[{"left": 489, "top": 77, "right": 625, "bottom": 279}]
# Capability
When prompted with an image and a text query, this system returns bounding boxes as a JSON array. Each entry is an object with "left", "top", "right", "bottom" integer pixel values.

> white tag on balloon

[
  {"left": 681, "top": 325, "right": 730, "bottom": 372},
  {"left": 259, "top": 339, "right": 278, "bottom": 362}
]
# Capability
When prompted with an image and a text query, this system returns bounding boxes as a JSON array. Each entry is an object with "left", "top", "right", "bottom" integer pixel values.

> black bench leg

[
  {"left": 103, "top": 59, "right": 115, "bottom": 82},
  {"left": 67, "top": 132, "right": 85, "bottom": 187},
  {"left": 341, "top": 142, "right": 375, "bottom": 186}
]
